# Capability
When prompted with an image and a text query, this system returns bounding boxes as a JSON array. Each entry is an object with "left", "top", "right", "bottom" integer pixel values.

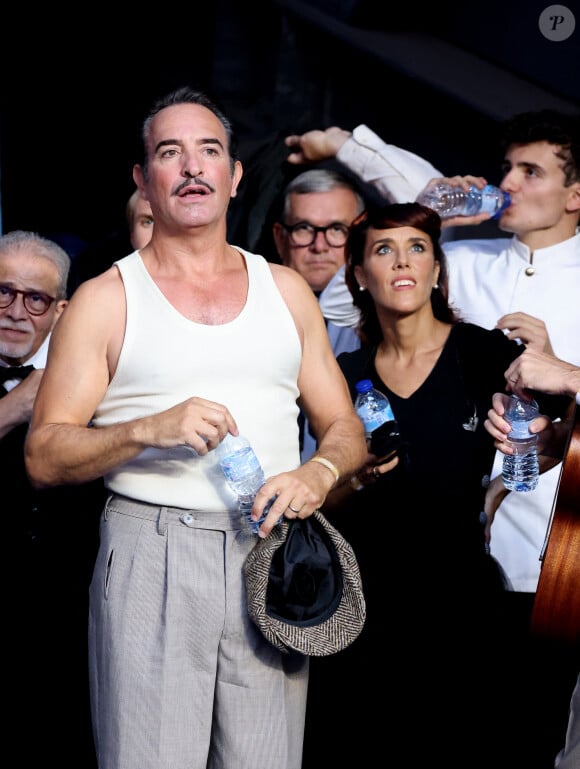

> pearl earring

[
  {"left": 432, "top": 283, "right": 439, "bottom": 289},
  {"left": 359, "top": 285, "right": 366, "bottom": 292}
]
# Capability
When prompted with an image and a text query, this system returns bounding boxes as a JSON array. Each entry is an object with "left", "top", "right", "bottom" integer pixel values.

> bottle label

[
  {"left": 360, "top": 414, "right": 386, "bottom": 433},
  {"left": 356, "top": 404, "right": 395, "bottom": 432}
]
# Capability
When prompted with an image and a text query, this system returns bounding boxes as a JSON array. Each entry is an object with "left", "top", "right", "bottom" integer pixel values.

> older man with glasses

[
  {"left": 0, "top": 229, "right": 103, "bottom": 767},
  {"left": 272, "top": 169, "right": 365, "bottom": 461},
  {"left": 0, "top": 231, "right": 69, "bottom": 386}
]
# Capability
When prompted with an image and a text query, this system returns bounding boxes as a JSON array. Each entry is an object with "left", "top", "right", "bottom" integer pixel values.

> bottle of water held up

[
  {"left": 417, "top": 182, "right": 510, "bottom": 220},
  {"left": 354, "top": 379, "right": 400, "bottom": 459},
  {"left": 216, "top": 433, "right": 278, "bottom": 534},
  {"left": 502, "top": 395, "right": 540, "bottom": 492}
]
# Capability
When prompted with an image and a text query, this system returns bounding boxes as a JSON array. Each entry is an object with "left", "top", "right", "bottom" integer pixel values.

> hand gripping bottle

[
  {"left": 417, "top": 182, "right": 510, "bottom": 219},
  {"left": 216, "top": 433, "right": 277, "bottom": 534},
  {"left": 501, "top": 395, "right": 540, "bottom": 492},
  {"left": 354, "top": 379, "right": 400, "bottom": 459}
]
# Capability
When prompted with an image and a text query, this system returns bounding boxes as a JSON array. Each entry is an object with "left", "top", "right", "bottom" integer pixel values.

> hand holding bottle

[
  {"left": 215, "top": 431, "right": 344, "bottom": 537},
  {"left": 216, "top": 433, "right": 278, "bottom": 534},
  {"left": 501, "top": 395, "right": 540, "bottom": 492},
  {"left": 354, "top": 379, "right": 401, "bottom": 459},
  {"left": 416, "top": 175, "right": 510, "bottom": 227}
]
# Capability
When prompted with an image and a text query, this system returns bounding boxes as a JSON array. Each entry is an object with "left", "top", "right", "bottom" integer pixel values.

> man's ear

[
  {"left": 133, "top": 164, "right": 147, "bottom": 197},
  {"left": 230, "top": 160, "right": 243, "bottom": 199},
  {"left": 566, "top": 182, "right": 580, "bottom": 213},
  {"left": 52, "top": 299, "right": 69, "bottom": 329},
  {"left": 272, "top": 222, "right": 289, "bottom": 265}
]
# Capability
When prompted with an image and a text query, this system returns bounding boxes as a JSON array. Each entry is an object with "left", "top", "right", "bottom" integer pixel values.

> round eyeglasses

[
  {"left": 282, "top": 221, "right": 350, "bottom": 248},
  {"left": 0, "top": 284, "right": 56, "bottom": 316}
]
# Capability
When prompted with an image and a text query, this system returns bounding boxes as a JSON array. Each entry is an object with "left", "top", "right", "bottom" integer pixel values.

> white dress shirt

[{"left": 1, "top": 335, "right": 50, "bottom": 392}]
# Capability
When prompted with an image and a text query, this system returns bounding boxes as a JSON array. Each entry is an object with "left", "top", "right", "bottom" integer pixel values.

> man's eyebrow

[
  {"left": 154, "top": 137, "right": 225, "bottom": 153},
  {"left": 502, "top": 158, "right": 543, "bottom": 173}
]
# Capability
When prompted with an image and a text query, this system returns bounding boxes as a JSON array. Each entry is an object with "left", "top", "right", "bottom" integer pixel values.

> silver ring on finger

[{"left": 288, "top": 504, "right": 301, "bottom": 514}]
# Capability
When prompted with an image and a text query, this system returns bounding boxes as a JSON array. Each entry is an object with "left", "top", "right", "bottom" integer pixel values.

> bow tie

[{"left": 0, "top": 364, "right": 35, "bottom": 384}]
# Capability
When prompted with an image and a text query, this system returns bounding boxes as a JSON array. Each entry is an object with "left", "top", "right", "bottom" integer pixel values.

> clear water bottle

[
  {"left": 354, "top": 379, "right": 400, "bottom": 458},
  {"left": 417, "top": 182, "right": 510, "bottom": 220},
  {"left": 216, "top": 433, "right": 278, "bottom": 534},
  {"left": 501, "top": 395, "right": 540, "bottom": 492}
]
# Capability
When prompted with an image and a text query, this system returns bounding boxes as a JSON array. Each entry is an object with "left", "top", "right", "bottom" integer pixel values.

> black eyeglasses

[
  {"left": 0, "top": 284, "right": 56, "bottom": 316},
  {"left": 281, "top": 221, "right": 350, "bottom": 247}
]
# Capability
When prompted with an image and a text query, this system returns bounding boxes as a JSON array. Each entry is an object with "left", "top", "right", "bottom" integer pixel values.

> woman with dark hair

[
  {"left": 302, "top": 203, "right": 567, "bottom": 768},
  {"left": 332, "top": 201, "right": 527, "bottom": 566}
]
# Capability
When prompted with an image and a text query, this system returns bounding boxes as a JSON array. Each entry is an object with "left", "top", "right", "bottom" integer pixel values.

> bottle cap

[
  {"left": 355, "top": 379, "right": 373, "bottom": 393},
  {"left": 489, "top": 187, "right": 511, "bottom": 219}
]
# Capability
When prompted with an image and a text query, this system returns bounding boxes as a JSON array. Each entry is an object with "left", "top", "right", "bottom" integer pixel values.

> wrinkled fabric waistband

[{"left": 104, "top": 493, "right": 244, "bottom": 533}]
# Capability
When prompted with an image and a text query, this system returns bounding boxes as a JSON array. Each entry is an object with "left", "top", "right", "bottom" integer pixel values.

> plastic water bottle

[
  {"left": 417, "top": 182, "right": 510, "bottom": 219},
  {"left": 354, "top": 379, "right": 400, "bottom": 458},
  {"left": 216, "top": 433, "right": 277, "bottom": 534},
  {"left": 501, "top": 395, "right": 540, "bottom": 492}
]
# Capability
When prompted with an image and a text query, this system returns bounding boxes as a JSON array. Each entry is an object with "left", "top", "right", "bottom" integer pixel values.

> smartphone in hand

[{"left": 370, "top": 419, "right": 401, "bottom": 460}]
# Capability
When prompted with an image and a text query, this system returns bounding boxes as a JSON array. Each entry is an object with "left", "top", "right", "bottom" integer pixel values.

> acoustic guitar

[{"left": 531, "top": 404, "right": 580, "bottom": 646}]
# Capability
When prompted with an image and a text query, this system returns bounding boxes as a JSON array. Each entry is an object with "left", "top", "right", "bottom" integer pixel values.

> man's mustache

[{"left": 174, "top": 177, "right": 215, "bottom": 195}]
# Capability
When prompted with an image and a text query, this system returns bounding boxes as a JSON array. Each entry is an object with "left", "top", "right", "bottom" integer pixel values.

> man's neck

[{"left": 516, "top": 225, "right": 578, "bottom": 253}]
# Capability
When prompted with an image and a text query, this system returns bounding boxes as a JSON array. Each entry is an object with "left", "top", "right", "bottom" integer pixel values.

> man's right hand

[
  {"left": 284, "top": 127, "right": 351, "bottom": 164},
  {"left": 0, "top": 369, "right": 44, "bottom": 438},
  {"left": 495, "top": 312, "right": 554, "bottom": 354},
  {"left": 417, "top": 175, "right": 493, "bottom": 228}
]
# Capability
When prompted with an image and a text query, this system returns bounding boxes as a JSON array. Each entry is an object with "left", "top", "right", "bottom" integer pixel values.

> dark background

[{"left": 1, "top": 0, "right": 578, "bottom": 265}]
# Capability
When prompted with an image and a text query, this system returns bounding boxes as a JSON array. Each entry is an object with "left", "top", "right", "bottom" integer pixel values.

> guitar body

[{"left": 531, "top": 410, "right": 580, "bottom": 646}]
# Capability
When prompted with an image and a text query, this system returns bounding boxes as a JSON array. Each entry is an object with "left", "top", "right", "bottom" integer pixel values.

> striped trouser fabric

[{"left": 89, "top": 494, "right": 309, "bottom": 769}]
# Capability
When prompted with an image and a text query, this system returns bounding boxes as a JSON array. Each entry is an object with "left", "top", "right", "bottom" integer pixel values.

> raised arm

[{"left": 285, "top": 124, "right": 443, "bottom": 203}]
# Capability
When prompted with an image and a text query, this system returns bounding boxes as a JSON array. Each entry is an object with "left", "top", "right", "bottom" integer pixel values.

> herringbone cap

[{"left": 244, "top": 510, "right": 366, "bottom": 656}]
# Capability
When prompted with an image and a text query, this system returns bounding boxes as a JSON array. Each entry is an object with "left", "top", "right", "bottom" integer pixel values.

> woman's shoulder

[
  {"left": 452, "top": 321, "right": 517, "bottom": 352},
  {"left": 451, "top": 322, "right": 523, "bottom": 394},
  {"left": 337, "top": 344, "right": 375, "bottom": 376}
]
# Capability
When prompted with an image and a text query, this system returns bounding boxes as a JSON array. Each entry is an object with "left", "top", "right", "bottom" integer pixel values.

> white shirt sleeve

[
  {"left": 318, "top": 265, "right": 360, "bottom": 328},
  {"left": 336, "top": 124, "right": 443, "bottom": 203}
]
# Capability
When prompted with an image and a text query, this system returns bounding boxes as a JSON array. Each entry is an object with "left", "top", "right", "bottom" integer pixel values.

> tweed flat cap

[{"left": 244, "top": 510, "right": 366, "bottom": 656}]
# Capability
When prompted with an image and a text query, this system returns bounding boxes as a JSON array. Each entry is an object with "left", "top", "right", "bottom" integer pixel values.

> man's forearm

[
  {"left": 25, "top": 420, "right": 146, "bottom": 488},
  {"left": 312, "top": 415, "right": 367, "bottom": 481}
]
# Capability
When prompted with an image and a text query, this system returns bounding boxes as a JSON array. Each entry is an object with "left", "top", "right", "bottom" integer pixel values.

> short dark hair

[
  {"left": 140, "top": 86, "right": 239, "bottom": 175},
  {"left": 500, "top": 109, "right": 580, "bottom": 186},
  {"left": 345, "top": 202, "right": 459, "bottom": 345}
]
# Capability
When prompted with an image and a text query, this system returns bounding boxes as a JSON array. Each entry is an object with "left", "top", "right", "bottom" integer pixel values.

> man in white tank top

[{"left": 25, "top": 87, "right": 367, "bottom": 769}]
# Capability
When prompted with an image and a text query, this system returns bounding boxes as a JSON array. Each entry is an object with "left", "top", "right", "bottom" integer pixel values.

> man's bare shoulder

[
  {"left": 267, "top": 262, "right": 327, "bottom": 340},
  {"left": 69, "top": 264, "right": 123, "bottom": 303}
]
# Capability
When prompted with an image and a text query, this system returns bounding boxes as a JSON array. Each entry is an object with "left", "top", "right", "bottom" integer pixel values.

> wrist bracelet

[{"left": 309, "top": 456, "right": 340, "bottom": 485}]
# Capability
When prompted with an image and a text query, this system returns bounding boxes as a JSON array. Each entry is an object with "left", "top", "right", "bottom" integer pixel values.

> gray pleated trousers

[{"left": 89, "top": 494, "right": 309, "bottom": 769}]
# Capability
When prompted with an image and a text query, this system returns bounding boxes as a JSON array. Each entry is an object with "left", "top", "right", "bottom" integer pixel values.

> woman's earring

[
  {"left": 359, "top": 285, "right": 366, "bottom": 292},
  {"left": 432, "top": 283, "right": 439, "bottom": 289}
]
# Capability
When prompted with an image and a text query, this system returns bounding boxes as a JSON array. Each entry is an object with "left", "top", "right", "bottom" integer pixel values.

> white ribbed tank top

[{"left": 92, "top": 249, "right": 302, "bottom": 511}]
